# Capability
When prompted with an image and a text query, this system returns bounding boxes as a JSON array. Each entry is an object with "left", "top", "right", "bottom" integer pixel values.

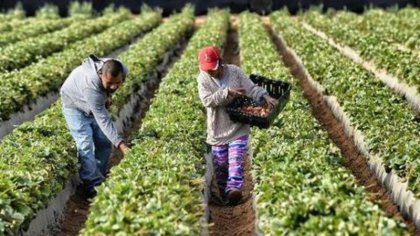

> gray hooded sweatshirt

[{"left": 60, "top": 55, "right": 128, "bottom": 147}]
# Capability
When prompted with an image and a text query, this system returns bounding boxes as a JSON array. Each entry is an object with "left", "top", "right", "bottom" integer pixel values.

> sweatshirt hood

[{"left": 82, "top": 56, "right": 103, "bottom": 75}]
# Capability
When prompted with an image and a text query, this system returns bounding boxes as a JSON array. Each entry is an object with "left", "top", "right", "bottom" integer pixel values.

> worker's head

[
  {"left": 198, "top": 46, "right": 224, "bottom": 79},
  {"left": 99, "top": 60, "right": 125, "bottom": 93}
]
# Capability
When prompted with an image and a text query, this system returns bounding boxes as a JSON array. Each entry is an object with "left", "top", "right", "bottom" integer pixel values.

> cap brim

[{"left": 200, "top": 60, "right": 219, "bottom": 71}]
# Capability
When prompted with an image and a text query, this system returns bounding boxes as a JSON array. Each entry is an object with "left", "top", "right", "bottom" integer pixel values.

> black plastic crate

[{"left": 226, "top": 74, "right": 291, "bottom": 128}]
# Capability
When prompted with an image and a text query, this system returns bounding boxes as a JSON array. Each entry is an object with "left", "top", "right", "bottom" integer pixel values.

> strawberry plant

[
  {"left": 302, "top": 10, "right": 420, "bottom": 92},
  {"left": 34, "top": 3, "right": 60, "bottom": 20},
  {"left": 0, "top": 18, "right": 40, "bottom": 33},
  {"left": 68, "top": 1, "right": 93, "bottom": 18},
  {"left": 0, "top": 102, "right": 75, "bottom": 234},
  {"left": 345, "top": 9, "right": 419, "bottom": 51},
  {"left": 240, "top": 12, "right": 408, "bottom": 234},
  {"left": 110, "top": 6, "right": 195, "bottom": 116},
  {"left": 0, "top": 4, "right": 25, "bottom": 21},
  {"left": 0, "top": 18, "right": 74, "bottom": 47},
  {"left": 0, "top": 10, "right": 130, "bottom": 73},
  {"left": 82, "top": 8, "right": 229, "bottom": 235},
  {"left": 394, "top": 7, "right": 420, "bottom": 28},
  {"left": 0, "top": 12, "right": 161, "bottom": 123},
  {"left": 272, "top": 10, "right": 420, "bottom": 196},
  {"left": 0, "top": 9, "right": 165, "bottom": 234}
]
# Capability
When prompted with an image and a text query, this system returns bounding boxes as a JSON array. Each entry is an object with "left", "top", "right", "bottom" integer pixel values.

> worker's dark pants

[{"left": 62, "top": 107, "right": 112, "bottom": 192}]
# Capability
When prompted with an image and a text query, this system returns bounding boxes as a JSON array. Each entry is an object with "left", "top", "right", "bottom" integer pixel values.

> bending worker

[{"left": 60, "top": 55, "right": 130, "bottom": 198}]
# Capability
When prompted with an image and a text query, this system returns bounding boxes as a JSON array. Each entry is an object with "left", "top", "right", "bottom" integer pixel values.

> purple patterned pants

[{"left": 211, "top": 135, "right": 248, "bottom": 194}]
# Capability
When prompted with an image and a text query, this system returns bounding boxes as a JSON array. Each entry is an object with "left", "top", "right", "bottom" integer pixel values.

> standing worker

[
  {"left": 60, "top": 54, "right": 130, "bottom": 198},
  {"left": 197, "top": 46, "right": 278, "bottom": 205}
]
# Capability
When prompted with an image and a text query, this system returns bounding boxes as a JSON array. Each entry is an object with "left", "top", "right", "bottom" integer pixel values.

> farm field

[{"left": 0, "top": 2, "right": 419, "bottom": 235}]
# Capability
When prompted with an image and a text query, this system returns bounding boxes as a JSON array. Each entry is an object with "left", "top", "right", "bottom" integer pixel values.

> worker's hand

[
  {"left": 228, "top": 88, "right": 246, "bottom": 97},
  {"left": 118, "top": 142, "right": 130, "bottom": 155},
  {"left": 263, "top": 94, "right": 278, "bottom": 106}
]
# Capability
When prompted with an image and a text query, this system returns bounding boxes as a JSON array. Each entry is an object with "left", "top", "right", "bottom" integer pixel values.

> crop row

[
  {"left": 273, "top": 11, "right": 420, "bottom": 196},
  {"left": 238, "top": 11, "right": 408, "bottom": 234},
  {"left": 0, "top": 11, "right": 161, "bottom": 123},
  {"left": 346, "top": 9, "right": 419, "bottom": 51},
  {"left": 302, "top": 10, "right": 420, "bottom": 92},
  {"left": 393, "top": 7, "right": 420, "bottom": 32},
  {"left": 0, "top": 18, "right": 44, "bottom": 33},
  {"left": 0, "top": 6, "right": 25, "bottom": 21},
  {"left": 110, "top": 6, "right": 195, "bottom": 116},
  {"left": 0, "top": 18, "right": 75, "bottom": 47},
  {"left": 0, "top": 10, "right": 165, "bottom": 234},
  {"left": 82, "top": 9, "right": 230, "bottom": 235},
  {"left": 0, "top": 10, "right": 130, "bottom": 73}
]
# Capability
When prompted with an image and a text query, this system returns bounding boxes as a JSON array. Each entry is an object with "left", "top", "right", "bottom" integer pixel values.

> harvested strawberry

[{"left": 240, "top": 103, "right": 273, "bottom": 117}]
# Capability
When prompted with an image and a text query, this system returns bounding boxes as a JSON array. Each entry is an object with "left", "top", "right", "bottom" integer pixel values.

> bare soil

[
  {"left": 264, "top": 21, "right": 419, "bottom": 235},
  {"left": 57, "top": 187, "right": 89, "bottom": 236}
]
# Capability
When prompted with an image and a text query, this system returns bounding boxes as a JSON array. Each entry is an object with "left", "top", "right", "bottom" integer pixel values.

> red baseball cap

[{"left": 198, "top": 46, "right": 221, "bottom": 71}]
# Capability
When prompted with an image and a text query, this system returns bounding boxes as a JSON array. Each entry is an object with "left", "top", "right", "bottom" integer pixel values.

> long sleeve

[
  {"left": 236, "top": 67, "right": 267, "bottom": 101},
  {"left": 198, "top": 65, "right": 252, "bottom": 145},
  {"left": 84, "top": 87, "right": 123, "bottom": 147},
  {"left": 198, "top": 77, "right": 230, "bottom": 108}
]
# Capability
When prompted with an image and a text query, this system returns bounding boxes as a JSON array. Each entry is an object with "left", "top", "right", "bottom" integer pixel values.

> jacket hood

[{"left": 82, "top": 56, "right": 103, "bottom": 76}]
